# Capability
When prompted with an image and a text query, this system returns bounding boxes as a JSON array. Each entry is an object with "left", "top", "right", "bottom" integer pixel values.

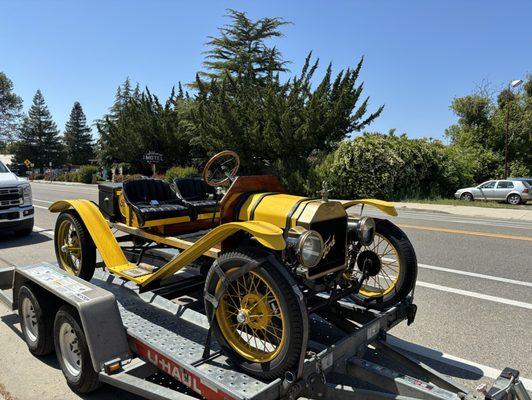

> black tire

[
  {"left": 460, "top": 192, "right": 474, "bottom": 201},
  {"left": 349, "top": 218, "right": 417, "bottom": 310},
  {"left": 54, "top": 305, "right": 100, "bottom": 393},
  {"left": 54, "top": 210, "right": 96, "bottom": 281},
  {"left": 18, "top": 284, "right": 55, "bottom": 356},
  {"left": 205, "top": 248, "right": 304, "bottom": 380},
  {"left": 14, "top": 218, "right": 34, "bottom": 237},
  {"left": 507, "top": 194, "right": 522, "bottom": 205}
]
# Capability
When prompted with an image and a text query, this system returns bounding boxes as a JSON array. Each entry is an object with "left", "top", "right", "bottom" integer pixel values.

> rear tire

[
  {"left": 460, "top": 192, "right": 473, "bottom": 201},
  {"left": 54, "top": 306, "right": 100, "bottom": 394},
  {"left": 18, "top": 284, "right": 55, "bottom": 356},
  {"left": 205, "top": 248, "right": 304, "bottom": 380},
  {"left": 54, "top": 211, "right": 96, "bottom": 281},
  {"left": 507, "top": 194, "right": 522, "bottom": 205},
  {"left": 349, "top": 219, "right": 417, "bottom": 310}
]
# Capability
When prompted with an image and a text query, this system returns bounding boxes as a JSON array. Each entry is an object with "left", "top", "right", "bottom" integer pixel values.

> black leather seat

[
  {"left": 173, "top": 178, "right": 218, "bottom": 214},
  {"left": 122, "top": 179, "right": 193, "bottom": 225}
]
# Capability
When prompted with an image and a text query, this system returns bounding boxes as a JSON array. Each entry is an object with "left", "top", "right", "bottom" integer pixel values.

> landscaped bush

[
  {"left": 78, "top": 165, "right": 99, "bottom": 184},
  {"left": 165, "top": 166, "right": 198, "bottom": 181},
  {"left": 113, "top": 173, "right": 145, "bottom": 183}
]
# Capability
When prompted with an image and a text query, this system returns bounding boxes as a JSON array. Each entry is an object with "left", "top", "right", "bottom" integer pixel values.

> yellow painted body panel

[
  {"left": 50, "top": 200, "right": 285, "bottom": 286},
  {"left": 49, "top": 200, "right": 134, "bottom": 271},
  {"left": 239, "top": 193, "right": 306, "bottom": 227},
  {"left": 342, "top": 199, "right": 397, "bottom": 216}
]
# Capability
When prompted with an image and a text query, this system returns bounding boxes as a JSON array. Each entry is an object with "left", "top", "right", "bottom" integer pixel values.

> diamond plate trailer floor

[{"left": 0, "top": 263, "right": 529, "bottom": 400}]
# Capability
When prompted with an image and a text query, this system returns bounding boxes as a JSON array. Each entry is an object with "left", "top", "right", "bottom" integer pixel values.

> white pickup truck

[{"left": 0, "top": 159, "right": 34, "bottom": 236}]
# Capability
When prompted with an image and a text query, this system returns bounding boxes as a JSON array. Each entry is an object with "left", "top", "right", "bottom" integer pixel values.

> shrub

[
  {"left": 165, "top": 166, "right": 198, "bottom": 181},
  {"left": 78, "top": 165, "right": 99, "bottom": 184},
  {"left": 113, "top": 173, "right": 145, "bottom": 183}
]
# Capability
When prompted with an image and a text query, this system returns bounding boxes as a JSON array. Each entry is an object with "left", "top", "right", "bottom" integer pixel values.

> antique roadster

[{"left": 49, "top": 150, "right": 417, "bottom": 380}]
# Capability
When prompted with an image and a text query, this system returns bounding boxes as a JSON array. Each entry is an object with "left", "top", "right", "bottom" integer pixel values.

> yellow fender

[
  {"left": 341, "top": 199, "right": 398, "bottom": 217},
  {"left": 49, "top": 199, "right": 285, "bottom": 286}
]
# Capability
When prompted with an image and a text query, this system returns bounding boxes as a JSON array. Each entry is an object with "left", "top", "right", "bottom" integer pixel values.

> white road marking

[
  {"left": 383, "top": 258, "right": 532, "bottom": 288},
  {"left": 416, "top": 281, "right": 532, "bottom": 310},
  {"left": 33, "top": 226, "right": 54, "bottom": 237},
  {"left": 33, "top": 198, "right": 53, "bottom": 204},
  {"left": 418, "top": 262, "right": 532, "bottom": 288},
  {"left": 386, "top": 335, "right": 532, "bottom": 391},
  {"left": 33, "top": 204, "right": 49, "bottom": 210}
]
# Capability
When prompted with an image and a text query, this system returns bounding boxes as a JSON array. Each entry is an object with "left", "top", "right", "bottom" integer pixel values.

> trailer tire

[
  {"left": 54, "top": 210, "right": 96, "bottom": 281},
  {"left": 54, "top": 305, "right": 100, "bottom": 394},
  {"left": 18, "top": 284, "right": 55, "bottom": 356},
  {"left": 205, "top": 248, "right": 304, "bottom": 380}
]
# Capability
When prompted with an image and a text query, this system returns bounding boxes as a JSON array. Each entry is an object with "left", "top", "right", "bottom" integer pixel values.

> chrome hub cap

[
  {"left": 59, "top": 322, "right": 82, "bottom": 377},
  {"left": 236, "top": 310, "right": 248, "bottom": 324},
  {"left": 21, "top": 297, "right": 38, "bottom": 343}
]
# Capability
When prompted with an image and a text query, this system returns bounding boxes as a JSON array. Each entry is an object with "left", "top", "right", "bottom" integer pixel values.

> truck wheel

[
  {"left": 18, "top": 284, "right": 54, "bottom": 356},
  {"left": 54, "top": 305, "right": 100, "bottom": 393},
  {"left": 54, "top": 211, "right": 96, "bottom": 281},
  {"left": 205, "top": 248, "right": 304, "bottom": 380},
  {"left": 348, "top": 219, "right": 418, "bottom": 310},
  {"left": 14, "top": 218, "right": 34, "bottom": 237}
]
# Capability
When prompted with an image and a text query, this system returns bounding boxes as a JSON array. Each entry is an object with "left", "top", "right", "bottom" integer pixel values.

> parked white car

[
  {"left": 0, "top": 160, "right": 34, "bottom": 235},
  {"left": 454, "top": 179, "right": 531, "bottom": 205}
]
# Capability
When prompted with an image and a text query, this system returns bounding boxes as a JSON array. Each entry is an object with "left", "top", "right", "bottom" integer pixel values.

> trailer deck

[{"left": 0, "top": 262, "right": 529, "bottom": 400}]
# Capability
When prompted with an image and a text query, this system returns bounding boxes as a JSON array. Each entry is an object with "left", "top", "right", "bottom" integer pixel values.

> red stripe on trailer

[{"left": 132, "top": 338, "right": 235, "bottom": 400}]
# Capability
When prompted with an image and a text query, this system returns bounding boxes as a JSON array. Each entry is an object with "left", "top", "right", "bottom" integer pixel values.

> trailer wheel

[
  {"left": 348, "top": 218, "right": 417, "bottom": 310},
  {"left": 54, "top": 210, "right": 96, "bottom": 281},
  {"left": 18, "top": 284, "right": 54, "bottom": 356},
  {"left": 205, "top": 248, "right": 304, "bottom": 380},
  {"left": 54, "top": 306, "right": 100, "bottom": 393}
]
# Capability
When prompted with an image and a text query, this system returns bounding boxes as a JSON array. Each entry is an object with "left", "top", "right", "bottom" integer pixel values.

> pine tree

[
  {"left": 0, "top": 72, "right": 23, "bottom": 141},
  {"left": 63, "top": 102, "right": 94, "bottom": 165},
  {"left": 14, "top": 90, "right": 63, "bottom": 169}
]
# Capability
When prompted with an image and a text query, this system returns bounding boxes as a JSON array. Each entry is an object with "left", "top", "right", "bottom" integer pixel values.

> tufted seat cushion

[
  {"left": 174, "top": 178, "right": 218, "bottom": 214},
  {"left": 122, "top": 179, "right": 193, "bottom": 225}
]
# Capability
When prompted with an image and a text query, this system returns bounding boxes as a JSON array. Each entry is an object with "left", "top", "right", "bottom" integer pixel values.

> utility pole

[{"left": 503, "top": 79, "right": 523, "bottom": 179}]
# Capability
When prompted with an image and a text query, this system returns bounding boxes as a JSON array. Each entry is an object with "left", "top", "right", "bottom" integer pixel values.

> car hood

[
  {"left": 0, "top": 172, "right": 24, "bottom": 186},
  {"left": 457, "top": 187, "right": 476, "bottom": 192}
]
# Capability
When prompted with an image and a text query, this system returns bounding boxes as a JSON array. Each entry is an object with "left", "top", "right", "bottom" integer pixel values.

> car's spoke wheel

[
  {"left": 54, "top": 211, "right": 96, "bottom": 281},
  {"left": 205, "top": 248, "right": 304, "bottom": 380},
  {"left": 348, "top": 219, "right": 417, "bottom": 310},
  {"left": 507, "top": 194, "right": 521, "bottom": 205}
]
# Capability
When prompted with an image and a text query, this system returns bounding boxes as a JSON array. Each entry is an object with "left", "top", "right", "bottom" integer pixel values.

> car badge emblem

[{"left": 322, "top": 235, "right": 336, "bottom": 259}]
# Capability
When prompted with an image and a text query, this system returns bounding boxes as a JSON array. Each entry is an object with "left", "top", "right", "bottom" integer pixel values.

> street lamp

[{"left": 504, "top": 79, "right": 523, "bottom": 179}]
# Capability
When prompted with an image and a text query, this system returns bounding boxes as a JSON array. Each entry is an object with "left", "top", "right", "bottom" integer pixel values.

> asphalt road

[{"left": 0, "top": 181, "right": 530, "bottom": 399}]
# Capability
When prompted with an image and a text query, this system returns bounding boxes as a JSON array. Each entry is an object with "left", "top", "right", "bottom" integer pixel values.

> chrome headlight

[
  {"left": 296, "top": 230, "right": 324, "bottom": 268},
  {"left": 21, "top": 184, "right": 32, "bottom": 205},
  {"left": 348, "top": 216, "right": 375, "bottom": 246}
]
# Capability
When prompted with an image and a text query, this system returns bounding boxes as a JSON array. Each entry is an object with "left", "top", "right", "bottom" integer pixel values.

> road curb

[{"left": 30, "top": 180, "right": 99, "bottom": 187}]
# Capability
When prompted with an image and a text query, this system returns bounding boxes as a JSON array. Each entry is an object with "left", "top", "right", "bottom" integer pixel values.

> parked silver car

[{"left": 454, "top": 179, "right": 530, "bottom": 205}]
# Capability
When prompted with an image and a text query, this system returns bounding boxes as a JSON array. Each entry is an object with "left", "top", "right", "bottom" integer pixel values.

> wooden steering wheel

[{"left": 202, "top": 150, "right": 240, "bottom": 187}]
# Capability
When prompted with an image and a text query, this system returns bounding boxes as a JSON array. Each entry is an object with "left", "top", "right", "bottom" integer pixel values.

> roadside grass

[{"left": 401, "top": 198, "right": 531, "bottom": 209}]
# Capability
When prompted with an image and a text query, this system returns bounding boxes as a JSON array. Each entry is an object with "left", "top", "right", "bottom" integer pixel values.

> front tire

[
  {"left": 348, "top": 219, "right": 417, "bottom": 310},
  {"left": 460, "top": 192, "right": 473, "bottom": 201},
  {"left": 18, "top": 284, "right": 55, "bottom": 356},
  {"left": 54, "top": 306, "right": 100, "bottom": 393},
  {"left": 54, "top": 211, "right": 96, "bottom": 281},
  {"left": 205, "top": 248, "right": 304, "bottom": 380}
]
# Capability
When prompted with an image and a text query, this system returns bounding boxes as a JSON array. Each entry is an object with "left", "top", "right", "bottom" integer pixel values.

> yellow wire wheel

[
  {"left": 349, "top": 218, "right": 417, "bottom": 310},
  {"left": 54, "top": 211, "right": 96, "bottom": 281},
  {"left": 205, "top": 249, "right": 304, "bottom": 380}
]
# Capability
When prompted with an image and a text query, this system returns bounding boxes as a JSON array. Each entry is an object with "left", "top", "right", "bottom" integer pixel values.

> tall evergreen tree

[
  {"left": 63, "top": 101, "right": 93, "bottom": 165},
  {"left": 13, "top": 90, "right": 63, "bottom": 168},
  {"left": 0, "top": 72, "right": 23, "bottom": 141}
]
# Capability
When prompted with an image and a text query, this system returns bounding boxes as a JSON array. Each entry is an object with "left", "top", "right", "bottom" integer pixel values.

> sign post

[{"left": 143, "top": 151, "right": 164, "bottom": 177}]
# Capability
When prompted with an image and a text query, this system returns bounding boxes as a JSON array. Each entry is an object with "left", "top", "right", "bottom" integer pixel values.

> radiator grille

[
  {"left": 0, "top": 187, "right": 23, "bottom": 208},
  {"left": 308, "top": 217, "right": 347, "bottom": 277}
]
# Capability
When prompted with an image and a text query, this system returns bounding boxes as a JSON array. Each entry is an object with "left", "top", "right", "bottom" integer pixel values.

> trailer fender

[
  {"left": 49, "top": 200, "right": 132, "bottom": 271},
  {"left": 144, "top": 220, "right": 285, "bottom": 283},
  {"left": 342, "top": 199, "right": 398, "bottom": 217}
]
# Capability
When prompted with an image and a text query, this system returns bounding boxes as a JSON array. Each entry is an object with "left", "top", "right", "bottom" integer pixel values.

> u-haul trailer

[{"left": 0, "top": 262, "right": 529, "bottom": 400}]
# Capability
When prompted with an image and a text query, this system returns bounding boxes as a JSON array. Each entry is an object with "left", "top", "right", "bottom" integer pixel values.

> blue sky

[{"left": 1, "top": 0, "right": 530, "bottom": 140}]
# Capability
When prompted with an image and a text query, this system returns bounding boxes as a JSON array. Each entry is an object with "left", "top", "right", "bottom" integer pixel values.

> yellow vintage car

[{"left": 50, "top": 150, "right": 417, "bottom": 380}]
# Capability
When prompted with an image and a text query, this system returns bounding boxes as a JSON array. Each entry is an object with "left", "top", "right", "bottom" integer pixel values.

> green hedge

[
  {"left": 165, "top": 166, "right": 198, "bottom": 181},
  {"left": 78, "top": 165, "right": 100, "bottom": 184}
]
